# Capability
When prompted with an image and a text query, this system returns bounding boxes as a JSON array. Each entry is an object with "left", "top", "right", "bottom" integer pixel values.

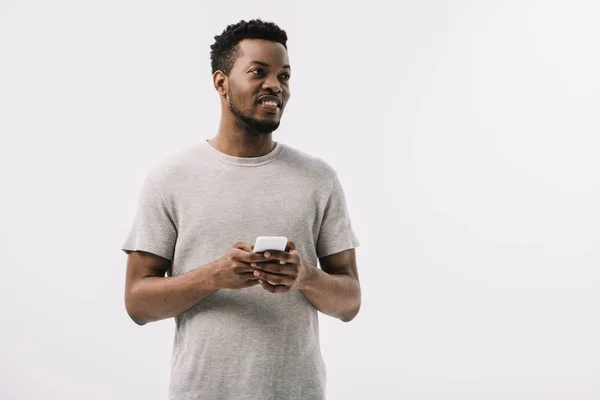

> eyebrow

[{"left": 247, "top": 60, "right": 291, "bottom": 71}]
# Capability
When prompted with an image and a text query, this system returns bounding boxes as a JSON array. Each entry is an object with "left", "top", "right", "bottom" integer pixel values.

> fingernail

[
  {"left": 280, "top": 261, "right": 285, "bottom": 265},
  {"left": 264, "top": 252, "right": 270, "bottom": 258},
  {"left": 254, "top": 270, "right": 260, "bottom": 276},
  {"left": 251, "top": 262, "right": 256, "bottom": 267}
]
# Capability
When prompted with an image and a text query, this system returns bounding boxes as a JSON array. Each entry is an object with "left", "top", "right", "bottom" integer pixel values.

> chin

[
  {"left": 248, "top": 117, "right": 280, "bottom": 131},
  {"left": 240, "top": 120, "right": 277, "bottom": 135}
]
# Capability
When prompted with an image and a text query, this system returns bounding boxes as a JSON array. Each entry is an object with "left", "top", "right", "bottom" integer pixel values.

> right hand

[{"left": 211, "top": 242, "right": 267, "bottom": 290}]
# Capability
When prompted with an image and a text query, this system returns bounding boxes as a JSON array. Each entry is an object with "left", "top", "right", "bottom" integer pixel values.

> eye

[
  {"left": 250, "top": 68, "right": 264, "bottom": 76},
  {"left": 280, "top": 73, "right": 291, "bottom": 80}
]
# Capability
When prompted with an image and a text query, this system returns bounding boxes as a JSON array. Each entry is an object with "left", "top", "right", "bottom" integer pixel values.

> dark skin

[
  {"left": 251, "top": 240, "right": 361, "bottom": 323},
  {"left": 124, "top": 39, "right": 360, "bottom": 325},
  {"left": 208, "top": 39, "right": 361, "bottom": 320},
  {"left": 209, "top": 38, "right": 291, "bottom": 157}
]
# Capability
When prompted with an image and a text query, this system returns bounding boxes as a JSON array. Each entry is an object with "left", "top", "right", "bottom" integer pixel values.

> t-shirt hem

[
  {"left": 122, "top": 244, "right": 174, "bottom": 261},
  {"left": 316, "top": 237, "right": 360, "bottom": 258}
]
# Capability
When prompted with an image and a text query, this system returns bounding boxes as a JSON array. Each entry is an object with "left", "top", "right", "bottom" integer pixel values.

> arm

[
  {"left": 299, "top": 248, "right": 361, "bottom": 322},
  {"left": 246, "top": 245, "right": 361, "bottom": 322},
  {"left": 125, "top": 250, "right": 219, "bottom": 326}
]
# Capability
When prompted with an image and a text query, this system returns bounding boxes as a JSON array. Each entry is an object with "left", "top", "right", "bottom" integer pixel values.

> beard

[{"left": 226, "top": 89, "right": 280, "bottom": 135}]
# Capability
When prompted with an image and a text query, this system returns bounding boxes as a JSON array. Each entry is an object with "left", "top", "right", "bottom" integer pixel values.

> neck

[{"left": 210, "top": 117, "right": 275, "bottom": 158}]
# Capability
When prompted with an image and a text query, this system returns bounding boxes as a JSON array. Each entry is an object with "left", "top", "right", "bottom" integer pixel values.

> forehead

[{"left": 234, "top": 39, "right": 290, "bottom": 69}]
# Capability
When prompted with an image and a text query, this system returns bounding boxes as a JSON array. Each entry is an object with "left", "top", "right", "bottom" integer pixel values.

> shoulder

[
  {"left": 279, "top": 143, "right": 338, "bottom": 188},
  {"left": 143, "top": 143, "right": 203, "bottom": 191}
]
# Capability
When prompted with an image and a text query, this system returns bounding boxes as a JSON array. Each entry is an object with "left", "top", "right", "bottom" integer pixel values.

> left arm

[
  {"left": 299, "top": 249, "right": 361, "bottom": 322},
  {"left": 251, "top": 244, "right": 361, "bottom": 322}
]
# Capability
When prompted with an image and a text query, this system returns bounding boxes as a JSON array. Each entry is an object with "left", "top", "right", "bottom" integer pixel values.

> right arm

[
  {"left": 124, "top": 243, "right": 269, "bottom": 325},
  {"left": 124, "top": 250, "right": 219, "bottom": 326}
]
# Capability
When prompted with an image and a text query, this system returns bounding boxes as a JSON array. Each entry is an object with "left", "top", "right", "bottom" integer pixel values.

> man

[{"left": 122, "top": 19, "right": 361, "bottom": 400}]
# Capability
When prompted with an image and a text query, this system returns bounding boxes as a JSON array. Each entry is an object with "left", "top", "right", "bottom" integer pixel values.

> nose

[{"left": 262, "top": 75, "right": 282, "bottom": 94}]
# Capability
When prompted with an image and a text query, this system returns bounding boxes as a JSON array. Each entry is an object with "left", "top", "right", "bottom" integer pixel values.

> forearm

[
  {"left": 299, "top": 265, "right": 361, "bottom": 322},
  {"left": 127, "top": 262, "right": 218, "bottom": 325}
]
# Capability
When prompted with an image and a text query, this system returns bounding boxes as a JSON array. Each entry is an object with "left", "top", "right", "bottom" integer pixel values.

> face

[{"left": 221, "top": 39, "right": 291, "bottom": 135}]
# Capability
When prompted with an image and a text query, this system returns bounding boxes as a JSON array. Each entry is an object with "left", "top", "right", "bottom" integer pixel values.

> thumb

[
  {"left": 233, "top": 242, "right": 254, "bottom": 252},
  {"left": 285, "top": 240, "right": 296, "bottom": 252}
]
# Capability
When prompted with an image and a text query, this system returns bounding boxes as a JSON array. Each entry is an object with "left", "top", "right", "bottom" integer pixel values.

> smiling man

[{"left": 122, "top": 19, "right": 361, "bottom": 400}]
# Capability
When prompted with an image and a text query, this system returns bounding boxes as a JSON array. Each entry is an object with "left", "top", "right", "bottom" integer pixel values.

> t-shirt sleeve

[
  {"left": 121, "top": 173, "right": 177, "bottom": 261},
  {"left": 315, "top": 174, "right": 360, "bottom": 258}
]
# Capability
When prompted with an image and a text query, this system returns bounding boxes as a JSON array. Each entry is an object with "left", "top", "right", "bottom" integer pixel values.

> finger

[
  {"left": 258, "top": 279, "right": 275, "bottom": 292},
  {"left": 253, "top": 269, "right": 290, "bottom": 285},
  {"left": 285, "top": 240, "right": 296, "bottom": 252},
  {"left": 262, "top": 250, "right": 293, "bottom": 264},
  {"left": 247, "top": 252, "right": 270, "bottom": 264},
  {"left": 233, "top": 242, "right": 254, "bottom": 253},
  {"left": 242, "top": 271, "right": 260, "bottom": 281},
  {"left": 233, "top": 249, "right": 267, "bottom": 265},
  {"left": 251, "top": 262, "right": 294, "bottom": 276},
  {"left": 258, "top": 279, "right": 289, "bottom": 293}
]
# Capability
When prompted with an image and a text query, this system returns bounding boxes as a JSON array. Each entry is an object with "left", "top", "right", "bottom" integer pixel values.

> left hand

[{"left": 250, "top": 240, "right": 311, "bottom": 293}]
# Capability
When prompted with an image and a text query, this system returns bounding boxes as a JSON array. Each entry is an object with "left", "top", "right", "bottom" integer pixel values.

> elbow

[
  {"left": 342, "top": 286, "right": 361, "bottom": 322},
  {"left": 129, "top": 312, "right": 147, "bottom": 326},
  {"left": 126, "top": 305, "right": 147, "bottom": 326},
  {"left": 341, "top": 314, "right": 357, "bottom": 323},
  {"left": 341, "top": 280, "right": 361, "bottom": 323},
  {"left": 125, "top": 292, "right": 148, "bottom": 326},
  {"left": 341, "top": 304, "right": 361, "bottom": 323}
]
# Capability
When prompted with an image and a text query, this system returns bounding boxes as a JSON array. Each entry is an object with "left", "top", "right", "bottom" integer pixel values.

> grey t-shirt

[{"left": 122, "top": 139, "right": 360, "bottom": 400}]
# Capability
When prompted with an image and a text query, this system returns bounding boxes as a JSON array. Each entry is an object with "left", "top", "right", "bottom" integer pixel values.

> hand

[
  {"left": 250, "top": 240, "right": 312, "bottom": 294},
  {"left": 211, "top": 242, "right": 268, "bottom": 290}
]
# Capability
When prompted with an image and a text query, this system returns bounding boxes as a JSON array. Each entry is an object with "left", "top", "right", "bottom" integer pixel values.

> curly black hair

[{"left": 210, "top": 19, "right": 288, "bottom": 76}]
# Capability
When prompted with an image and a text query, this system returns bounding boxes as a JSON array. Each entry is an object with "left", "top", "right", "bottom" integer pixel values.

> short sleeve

[
  {"left": 121, "top": 174, "right": 177, "bottom": 261},
  {"left": 315, "top": 174, "right": 360, "bottom": 258}
]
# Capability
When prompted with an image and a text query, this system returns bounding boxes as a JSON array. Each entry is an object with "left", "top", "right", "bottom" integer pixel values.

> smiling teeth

[{"left": 262, "top": 101, "right": 279, "bottom": 107}]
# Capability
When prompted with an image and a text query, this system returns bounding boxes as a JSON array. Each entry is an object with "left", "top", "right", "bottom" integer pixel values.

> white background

[{"left": 1, "top": 1, "right": 599, "bottom": 399}]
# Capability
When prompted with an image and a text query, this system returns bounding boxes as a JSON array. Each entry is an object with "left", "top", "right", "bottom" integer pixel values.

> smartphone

[{"left": 253, "top": 236, "right": 288, "bottom": 253}]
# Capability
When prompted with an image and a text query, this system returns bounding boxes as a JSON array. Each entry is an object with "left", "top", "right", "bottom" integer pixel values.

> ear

[{"left": 213, "top": 71, "right": 227, "bottom": 96}]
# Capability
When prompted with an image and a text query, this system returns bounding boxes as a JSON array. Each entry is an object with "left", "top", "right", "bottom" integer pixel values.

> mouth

[
  {"left": 258, "top": 101, "right": 280, "bottom": 114},
  {"left": 257, "top": 95, "right": 282, "bottom": 114}
]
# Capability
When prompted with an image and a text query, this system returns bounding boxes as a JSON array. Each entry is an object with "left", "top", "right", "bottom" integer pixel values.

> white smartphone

[{"left": 253, "top": 236, "right": 288, "bottom": 253}]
